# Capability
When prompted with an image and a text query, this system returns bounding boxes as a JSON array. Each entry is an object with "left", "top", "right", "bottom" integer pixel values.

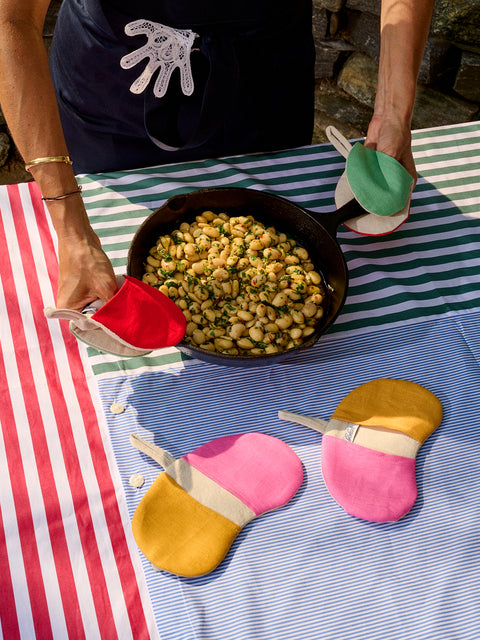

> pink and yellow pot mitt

[
  {"left": 130, "top": 432, "right": 303, "bottom": 577},
  {"left": 280, "top": 378, "right": 442, "bottom": 523},
  {"left": 44, "top": 275, "right": 186, "bottom": 356}
]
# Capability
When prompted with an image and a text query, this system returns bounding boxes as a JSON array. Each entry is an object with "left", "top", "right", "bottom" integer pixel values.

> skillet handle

[{"left": 311, "top": 197, "right": 365, "bottom": 238}]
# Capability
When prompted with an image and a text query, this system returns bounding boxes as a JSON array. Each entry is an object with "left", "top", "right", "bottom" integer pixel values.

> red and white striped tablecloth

[{"left": 0, "top": 182, "right": 157, "bottom": 639}]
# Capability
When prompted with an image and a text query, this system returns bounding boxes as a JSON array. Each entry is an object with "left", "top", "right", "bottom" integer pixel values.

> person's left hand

[{"left": 56, "top": 227, "right": 118, "bottom": 311}]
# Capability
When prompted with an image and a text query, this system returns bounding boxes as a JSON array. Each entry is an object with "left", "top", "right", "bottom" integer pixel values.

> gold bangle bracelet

[{"left": 25, "top": 156, "right": 73, "bottom": 171}]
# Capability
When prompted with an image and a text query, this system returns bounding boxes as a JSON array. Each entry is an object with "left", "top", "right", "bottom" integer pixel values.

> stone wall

[
  {"left": 312, "top": 0, "right": 480, "bottom": 142},
  {"left": 0, "top": 0, "right": 479, "bottom": 183}
]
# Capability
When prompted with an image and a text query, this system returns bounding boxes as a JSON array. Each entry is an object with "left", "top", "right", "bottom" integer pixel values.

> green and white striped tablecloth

[
  {"left": 76, "top": 122, "right": 480, "bottom": 640},
  {"left": 78, "top": 121, "right": 480, "bottom": 377}
]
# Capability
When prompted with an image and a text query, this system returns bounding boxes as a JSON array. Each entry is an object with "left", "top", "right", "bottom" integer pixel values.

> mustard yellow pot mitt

[
  {"left": 130, "top": 432, "right": 303, "bottom": 577},
  {"left": 280, "top": 378, "right": 442, "bottom": 523},
  {"left": 326, "top": 126, "right": 414, "bottom": 236}
]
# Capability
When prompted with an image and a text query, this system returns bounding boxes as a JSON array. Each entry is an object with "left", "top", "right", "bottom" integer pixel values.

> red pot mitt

[
  {"left": 279, "top": 379, "right": 443, "bottom": 523},
  {"left": 129, "top": 432, "right": 304, "bottom": 577},
  {"left": 326, "top": 126, "right": 414, "bottom": 236},
  {"left": 44, "top": 275, "right": 186, "bottom": 357}
]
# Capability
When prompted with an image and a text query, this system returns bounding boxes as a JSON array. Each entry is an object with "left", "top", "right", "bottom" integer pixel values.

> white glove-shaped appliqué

[{"left": 120, "top": 20, "right": 197, "bottom": 98}]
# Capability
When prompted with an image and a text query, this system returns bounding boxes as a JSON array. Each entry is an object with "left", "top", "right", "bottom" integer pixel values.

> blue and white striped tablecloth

[{"left": 80, "top": 122, "right": 480, "bottom": 640}]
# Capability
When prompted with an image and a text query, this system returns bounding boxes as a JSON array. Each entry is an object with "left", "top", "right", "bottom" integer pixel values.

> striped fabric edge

[
  {"left": 0, "top": 183, "right": 159, "bottom": 640},
  {"left": 75, "top": 122, "right": 480, "bottom": 377}
]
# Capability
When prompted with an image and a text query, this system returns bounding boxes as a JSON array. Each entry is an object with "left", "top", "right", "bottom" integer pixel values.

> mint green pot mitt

[{"left": 326, "top": 126, "right": 414, "bottom": 236}]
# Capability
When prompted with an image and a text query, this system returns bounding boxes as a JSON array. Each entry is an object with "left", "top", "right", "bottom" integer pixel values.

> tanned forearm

[
  {"left": 0, "top": 4, "right": 80, "bottom": 223},
  {"left": 0, "top": 6, "right": 67, "bottom": 156},
  {"left": 376, "top": 0, "right": 435, "bottom": 124},
  {"left": 366, "top": 0, "right": 435, "bottom": 179},
  {"left": 0, "top": 1, "right": 117, "bottom": 309}
]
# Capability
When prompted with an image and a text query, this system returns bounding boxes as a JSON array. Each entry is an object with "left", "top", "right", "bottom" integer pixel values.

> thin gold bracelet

[
  {"left": 25, "top": 156, "right": 73, "bottom": 172},
  {"left": 41, "top": 186, "right": 83, "bottom": 202}
]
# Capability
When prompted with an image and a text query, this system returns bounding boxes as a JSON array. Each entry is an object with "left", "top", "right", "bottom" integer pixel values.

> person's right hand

[
  {"left": 56, "top": 225, "right": 118, "bottom": 311},
  {"left": 365, "top": 112, "right": 417, "bottom": 184}
]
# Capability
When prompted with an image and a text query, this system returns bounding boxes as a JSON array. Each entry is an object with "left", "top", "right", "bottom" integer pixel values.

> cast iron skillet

[{"left": 127, "top": 187, "right": 362, "bottom": 367}]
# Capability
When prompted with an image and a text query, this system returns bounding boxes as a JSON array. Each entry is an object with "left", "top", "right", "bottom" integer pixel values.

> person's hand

[
  {"left": 365, "top": 113, "right": 417, "bottom": 184},
  {"left": 56, "top": 226, "right": 118, "bottom": 311}
]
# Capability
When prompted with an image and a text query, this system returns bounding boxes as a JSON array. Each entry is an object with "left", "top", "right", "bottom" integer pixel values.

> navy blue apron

[{"left": 50, "top": 0, "right": 314, "bottom": 173}]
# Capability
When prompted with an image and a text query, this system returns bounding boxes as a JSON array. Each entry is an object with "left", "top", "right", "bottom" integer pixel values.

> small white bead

[
  {"left": 129, "top": 473, "right": 145, "bottom": 488},
  {"left": 110, "top": 402, "right": 125, "bottom": 414}
]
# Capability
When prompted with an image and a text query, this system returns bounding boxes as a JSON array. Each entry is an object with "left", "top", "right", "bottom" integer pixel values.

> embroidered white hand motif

[{"left": 120, "top": 20, "right": 197, "bottom": 98}]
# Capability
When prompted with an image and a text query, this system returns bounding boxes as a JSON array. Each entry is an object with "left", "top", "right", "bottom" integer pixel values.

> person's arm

[
  {"left": 0, "top": 0, "right": 117, "bottom": 310},
  {"left": 365, "top": 0, "right": 435, "bottom": 181}
]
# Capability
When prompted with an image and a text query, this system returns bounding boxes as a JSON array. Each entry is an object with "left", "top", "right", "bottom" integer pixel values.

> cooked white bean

[
  {"left": 203, "top": 308, "right": 216, "bottom": 323},
  {"left": 307, "top": 285, "right": 322, "bottom": 295},
  {"left": 185, "top": 321, "right": 197, "bottom": 336},
  {"left": 146, "top": 255, "right": 160, "bottom": 267},
  {"left": 209, "top": 256, "right": 226, "bottom": 268},
  {"left": 264, "top": 247, "right": 282, "bottom": 260},
  {"left": 193, "top": 284, "right": 209, "bottom": 301},
  {"left": 272, "top": 292, "right": 289, "bottom": 307},
  {"left": 142, "top": 272, "right": 158, "bottom": 285},
  {"left": 291, "top": 310, "right": 305, "bottom": 324},
  {"left": 212, "top": 268, "right": 229, "bottom": 281},
  {"left": 214, "top": 337, "right": 234, "bottom": 351},
  {"left": 203, "top": 225, "right": 220, "bottom": 238},
  {"left": 237, "top": 310, "right": 254, "bottom": 322},
  {"left": 250, "top": 238, "right": 264, "bottom": 251},
  {"left": 256, "top": 303, "right": 267, "bottom": 318},
  {"left": 266, "top": 306, "right": 277, "bottom": 321},
  {"left": 290, "top": 327, "right": 303, "bottom": 340},
  {"left": 265, "top": 344, "right": 279, "bottom": 354},
  {"left": 276, "top": 314, "right": 293, "bottom": 330},
  {"left": 237, "top": 338, "right": 254, "bottom": 350},
  {"left": 303, "top": 302, "right": 317, "bottom": 318},
  {"left": 229, "top": 323, "right": 246, "bottom": 340},
  {"left": 249, "top": 326, "right": 264, "bottom": 342},
  {"left": 264, "top": 322, "right": 279, "bottom": 333},
  {"left": 307, "top": 270, "right": 322, "bottom": 285},
  {"left": 203, "top": 328, "right": 225, "bottom": 340},
  {"left": 294, "top": 247, "right": 309, "bottom": 260},
  {"left": 309, "top": 293, "right": 325, "bottom": 305},
  {"left": 251, "top": 272, "right": 267, "bottom": 287},
  {"left": 200, "top": 342, "right": 215, "bottom": 351},
  {"left": 192, "top": 329, "right": 206, "bottom": 345}
]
